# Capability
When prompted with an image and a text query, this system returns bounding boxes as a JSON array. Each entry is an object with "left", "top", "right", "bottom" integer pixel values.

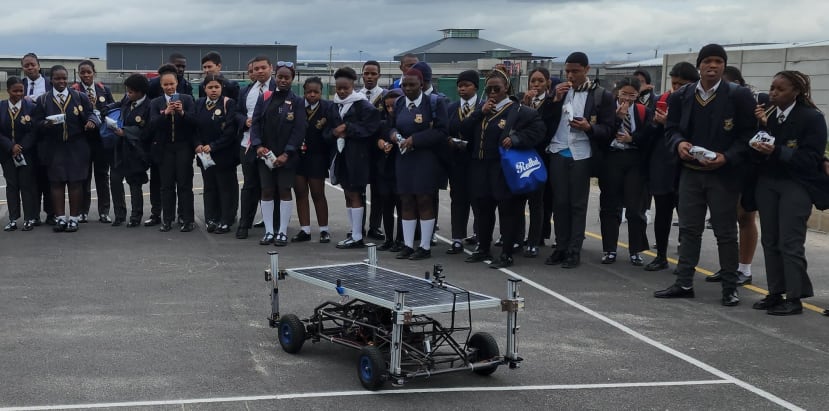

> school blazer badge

[
  {"left": 786, "top": 139, "right": 798, "bottom": 149},
  {"left": 723, "top": 118, "right": 734, "bottom": 131},
  {"left": 316, "top": 117, "right": 327, "bottom": 130}
]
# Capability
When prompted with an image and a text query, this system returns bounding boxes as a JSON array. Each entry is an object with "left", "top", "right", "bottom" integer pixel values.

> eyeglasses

[
  {"left": 277, "top": 61, "right": 295, "bottom": 68},
  {"left": 618, "top": 91, "right": 638, "bottom": 99},
  {"left": 485, "top": 86, "right": 503, "bottom": 94}
]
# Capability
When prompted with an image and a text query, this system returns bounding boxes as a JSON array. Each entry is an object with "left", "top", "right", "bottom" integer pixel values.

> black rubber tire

[
  {"left": 277, "top": 314, "right": 305, "bottom": 354},
  {"left": 357, "top": 346, "right": 387, "bottom": 390},
  {"left": 468, "top": 332, "right": 500, "bottom": 376}
]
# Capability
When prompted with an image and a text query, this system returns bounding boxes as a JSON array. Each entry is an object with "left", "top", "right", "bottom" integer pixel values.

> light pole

[{"left": 359, "top": 50, "right": 363, "bottom": 64}]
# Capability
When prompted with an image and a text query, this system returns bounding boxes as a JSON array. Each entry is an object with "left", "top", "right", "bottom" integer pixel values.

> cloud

[{"left": 2, "top": 0, "right": 828, "bottom": 64}]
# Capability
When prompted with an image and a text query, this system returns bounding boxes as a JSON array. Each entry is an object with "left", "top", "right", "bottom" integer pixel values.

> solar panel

[{"left": 286, "top": 263, "right": 502, "bottom": 315}]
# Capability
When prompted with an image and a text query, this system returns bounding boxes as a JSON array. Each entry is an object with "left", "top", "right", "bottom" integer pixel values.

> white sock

[
  {"left": 351, "top": 208, "right": 364, "bottom": 241},
  {"left": 301, "top": 226, "right": 311, "bottom": 234},
  {"left": 58, "top": 215, "right": 67, "bottom": 222},
  {"left": 738, "top": 263, "right": 752, "bottom": 276},
  {"left": 261, "top": 200, "right": 275, "bottom": 234},
  {"left": 320, "top": 225, "right": 329, "bottom": 233},
  {"left": 402, "top": 219, "right": 417, "bottom": 248},
  {"left": 278, "top": 200, "right": 293, "bottom": 234},
  {"left": 419, "top": 219, "right": 435, "bottom": 250},
  {"left": 69, "top": 215, "right": 78, "bottom": 222},
  {"left": 346, "top": 207, "right": 353, "bottom": 231}
]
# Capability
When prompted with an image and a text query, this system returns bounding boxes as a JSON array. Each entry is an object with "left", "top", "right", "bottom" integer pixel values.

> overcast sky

[{"left": 2, "top": 0, "right": 828, "bottom": 63}]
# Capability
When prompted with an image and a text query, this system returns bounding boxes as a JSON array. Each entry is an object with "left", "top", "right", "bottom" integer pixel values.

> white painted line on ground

[{"left": 0, "top": 380, "right": 730, "bottom": 410}]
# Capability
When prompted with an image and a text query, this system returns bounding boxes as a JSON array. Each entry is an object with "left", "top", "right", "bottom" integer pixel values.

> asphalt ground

[{"left": 1, "top": 170, "right": 828, "bottom": 411}]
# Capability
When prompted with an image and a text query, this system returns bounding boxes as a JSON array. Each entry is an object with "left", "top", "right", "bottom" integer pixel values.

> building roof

[
  {"left": 107, "top": 41, "right": 296, "bottom": 48},
  {"left": 609, "top": 57, "right": 663, "bottom": 69},
  {"left": 399, "top": 37, "right": 531, "bottom": 56}
]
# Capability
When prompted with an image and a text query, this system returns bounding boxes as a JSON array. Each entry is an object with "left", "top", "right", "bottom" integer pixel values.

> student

[
  {"left": 544, "top": 52, "right": 616, "bottom": 269},
  {"left": 633, "top": 69, "right": 656, "bottom": 110},
  {"left": 391, "top": 54, "right": 419, "bottom": 89},
  {"left": 145, "top": 52, "right": 193, "bottom": 227},
  {"left": 235, "top": 56, "right": 276, "bottom": 239},
  {"left": 386, "top": 68, "right": 449, "bottom": 260},
  {"left": 359, "top": 60, "right": 387, "bottom": 241},
  {"left": 598, "top": 77, "right": 651, "bottom": 266},
  {"left": 655, "top": 44, "right": 757, "bottom": 306},
  {"left": 198, "top": 51, "right": 241, "bottom": 101},
  {"left": 21, "top": 53, "right": 54, "bottom": 226},
  {"left": 148, "top": 63, "right": 198, "bottom": 233},
  {"left": 750, "top": 71, "right": 827, "bottom": 315},
  {"left": 194, "top": 74, "right": 240, "bottom": 234},
  {"left": 109, "top": 74, "right": 151, "bottom": 227},
  {"left": 0, "top": 77, "right": 38, "bottom": 231},
  {"left": 32, "top": 65, "right": 100, "bottom": 233},
  {"left": 446, "top": 70, "right": 481, "bottom": 254},
  {"left": 460, "top": 68, "right": 545, "bottom": 268},
  {"left": 327, "top": 67, "right": 381, "bottom": 249},
  {"left": 292, "top": 77, "right": 331, "bottom": 243},
  {"left": 376, "top": 89, "right": 404, "bottom": 251},
  {"left": 644, "top": 62, "right": 699, "bottom": 271},
  {"left": 250, "top": 61, "right": 306, "bottom": 247},
  {"left": 73, "top": 60, "right": 115, "bottom": 224}
]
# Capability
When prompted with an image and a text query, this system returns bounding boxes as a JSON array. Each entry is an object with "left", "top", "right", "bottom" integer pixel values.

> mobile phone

[
  {"left": 656, "top": 101, "right": 668, "bottom": 112},
  {"left": 573, "top": 116, "right": 584, "bottom": 122},
  {"left": 170, "top": 93, "right": 180, "bottom": 102}
]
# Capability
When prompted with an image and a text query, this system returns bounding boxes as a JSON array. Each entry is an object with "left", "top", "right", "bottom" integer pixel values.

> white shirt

[
  {"left": 10, "top": 100, "right": 22, "bottom": 113},
  {"left": 53, "top": 88, "right": 69, "bottom": 102},
  {"left": 359, "top": 86, "right": 384, "bottom": 105},
  {"left": 494, "top": 97, "right": 511, "bottom": 112},
  {"left": 132, "top": 96, "right": 147, "bottom": 109},
  {"left": 305, "top": 100, "right": 319, "bottom": 110},
  {"left": 610, "top": 101, "right": 637, "bottom": 150},
  {"left": 460, "top": 94, "right": 478, "bottom": 109},
  {"left": 696, "top": 80, "right": 721, "bottom": 101},
  {"left": 405, "top": 93, "right": 423, "bottom": 109},
  {"left": 242, "top": 81, "right": 268, "bottom": 148},
  {"left": 547, "top": 88, "right": 591, "bottom": 160},
  {"left": 27, "top": 76, "right": 46, "bottom": 99},
  {"left": 424, "top": 86, "right": 434, "bottom": 96},
  {"left": 776, "top": 101, "right": 795, "bottom": 122}
]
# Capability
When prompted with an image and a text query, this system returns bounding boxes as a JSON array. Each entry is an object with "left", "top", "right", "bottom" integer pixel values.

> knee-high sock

[
  {"left": 402, "top": 219, "right": 417, "bottom": 249},
  {"left": 351, "top": 207, "right": 364, "bottom": 241},
  {"left": 346, "top": 207, "right": 353, "bottom": 234},
  {"left": 279, "top": 200, "right": 293, "bottom": 235},
  {"left": 419, "top": 218, "right": 435, "bottom": 250},
  {"left": 261, "top": 200, "right": 275, "bottom": 234}
]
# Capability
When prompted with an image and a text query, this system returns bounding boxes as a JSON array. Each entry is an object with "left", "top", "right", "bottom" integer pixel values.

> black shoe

[
  {"left": 601, "top": 252, "right": 617, "bottom": 264},
  {"left": 705, "top": 270, "right": 724, "bottom": 282},
  {"left": 630, "top": 253, "right": 644, "bottom": 267},
  {"left": 463, "top": 234, "right": 478, "bottom": 245},
  {"left": 159, "top": 223, "right": 172, "bottom": 232},
  {"left": 721, "top": 289, "right": 740, "bottom": 307},
  {"left": 45, "top": 215, "right": 57, "bottom": 226},
  {"left": 409, "top": 247, "right": 431, "bottom": 260},
  {"left": 4, "top": 221, "right": 17, "bottom": 231},
  {"left": 32, "top": 218, "right": 42, "bottom": 227},
  {"left": 752, "top": 294, "right": 784, "bottom": 310},
  {"left": 446, "top": 241, "right": 464, "bottom": 255},
  {"left": 253, "top": 220, "right": 265, "bottom": 228},
  {"left": 292, "top": 230, "right": 311, "bottom": 242},
  {"left": 177, "top": 216, "right": 185, "bottom": 226},
  {"left": 22, "top": 220, "right": 35, "bottom": 231},
  {"left": 319, "top": 230, "right": 331, "bottom": 243},
  {"left": 561, "top": 252, "right": 580, "bottom": 269},
  {"left": 215, "top": 224, "right": 230, "bottom": 234},
  {"left": 180, "top": 222, "right": 195, "bottom": 232},
  {"left": 53, "top": 218, "right": 67, "bottom": 232},
  {"left": 767, "top": 300, "right": 803, "bottom": 316},
  {"left": 544, "top": 250, "right": 567, "bottom": 265},
  {"left": 274, "top": 232, "right": 289, "bottom": 246},
  {"left": 99, "top": 214, "right": 111, "bottom": 224},
  {"left": 389, "top": 241, "right": 404, "bottom": 253},
  {"left": 367, "top": 227, "right": 385, "bottom": 241},
  {"left": 65, "top": 220, "right": 79, "bottom": 233},
  {"left": 736, "top": 271, "right": 752, "bottom": 286},
  {"left": 336, "top": 238, "right": 365, "bottom": 249},
  {"left": 126, "top": 220, "right": 140, "bottom": 228},
  {"left": 644, "top": 257, "right": 669, "bottom": 272},
  {"left": 654, "top": 284, "right": 695, "bottom": 298},
  {"left": 236, "top": 227, "right": 249, "bottom": 239},
  {"left": 523, "top": 246, "right": 538, "bottom": 258},
  {"left": 494, "top": 236, "right": 503, "bottom": 247},
  {"left": 431, "top": 234, "right": 438, "bottom": 247},
  {"left": 144, "top": 215, "right": 161, "bottom": 227},
  {"left": 706, "top": 219, "right": 713, "bottom": 230},
  {"left": 79, "top": 213, "right": 88, "bottom": 223},
  {"left": 378, "top": 240, "right": 395, "bottom": 251},
  {"left": 206, "top": 221, "right": 217, "bottom": 233},
  {"left": 396, "top": 246, "right": 415, "bottom": 259},
  {"left": 465, "top": 250, "right": 492, "bottom": 263},
  {"left": 490, "top": 254, "right": 513, "bottom": 269},
  {"left": 260, "top": 232, "right": 275, "bottom": 245},
  {"left": 111, "top": 218, "right": 125, "bottom": 227}
]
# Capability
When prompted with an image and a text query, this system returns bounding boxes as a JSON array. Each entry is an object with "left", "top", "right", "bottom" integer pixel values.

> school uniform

[
  {"left": 390, "top": 93, "right": 449, "bottom": 195},
  {"left": 249, "top": 89, "right": 306, "bottom": 191},
  {"left": 32, "top": 88, "right": 100, "bottom": 183},
  {"left": 23, "top": 75, "right": 54, "bottom": 221},
  {"left": 195, "top": 96, "right": 240, "bottom": 228},
  {"left": 148, "top": 75, "right": 193, "bottom": 99},
  {"left": 523, "top": 93, "right": 556, "bottom": 249},
  {"left": 0, "top": 98, "right": 38, "bottom": 225},
  {"left": 360, "top": 86, "right": 388, "bottom": 236},
  {"left": 598, "top": 101, "right": 652, "bottom": 255},
  {"left": 325, "top": 98, "right": 381, "bottom": 191},
  {"left": 148, "top": 93, "right": 197, "bottom": 227},
  {"left": 296, "top": 99, "right": 332, "bottom": 179},
  {"left": 110, "top": 96, "right": 151, "bottom": 225},
  {"left": 235, "top": 78, "right": 276, "bottom": 232},
  {"left": 73, "top": 81, "right": 116, "bottom": 220},
  {"left": 198, "top": 76, "right": 240, "bottom": 102},
  {"left": 22, "top": 75, "right": 52, "bottom": 100},
  {"left": 460, "top": 97, "right": 545, "bottom": 259},
  {"left": 447, "top": 95, "right": 482, "bottom": 243},
  {"left": 753, "top": 102, "right": 827, "bottom": 304},
  {"left": 646, "top": 92, "right": 680, "bottom": 262}
]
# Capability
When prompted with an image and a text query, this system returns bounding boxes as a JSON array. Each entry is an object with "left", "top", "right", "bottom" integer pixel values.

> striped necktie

[
  {"left": 533, "top": 98, "right": 542, "bottom": 109},
  {"left": 408, "top": 102, "right": 416, "bottom": 112},
  {"left": 11, "top": 106, "right": 18, "bottom": 115},
  {"left": 206, "top": 100, "right": 216, "bottom": 111},
  {"left": 622, "top": 112, "right": 632, "bottom": 135},
  {"left": 778, "top": 113, "right": 786, "bottom": 123},
  {"left": 461, "top": 102, "right": 472, "bottom": 118},
  {"left": 87, "top": 86, "right": 95, "bottom": 102},
  {"left": 58, "top": 94, "right": 66, "bottom": 105}
]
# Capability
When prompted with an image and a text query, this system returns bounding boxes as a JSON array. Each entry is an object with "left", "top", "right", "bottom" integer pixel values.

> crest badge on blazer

[
  {"left": 78, "top": 105, "right": 83, "bottom": 112},
  {"left": 214, "top": 109, "right": 222, "bottom": 116},
  {"left": 590, "top": 115, "right": 597, "bottom": 125},
  {"left": 73, "top": 106, "right": 79, "bottom": 116},
  {"left": 786, "top": 139, "right": 798, "bottom": 149},
  {"left": 414, "top": 113, "right": 423, "bottom": 124},
  {"left": 723, "top": 118, "right": 734, "bottom": 131},
  {"left": 316, "top": 117, "right": 327, "bottom": 130},
  {"left": 498, "top": 119, "right": 506, "bottom": 129},
  {"left": 21, "top": 115, "right": 30, "bottom": 124},
  {"left": 98, "top": 96, "right": 106, "bottom": 103},
  {"left": 287, "top": 111, "right": 295, "bottom": 121},
  {"left": 135, "top": 116, "right": 142, "bottom": 124}
]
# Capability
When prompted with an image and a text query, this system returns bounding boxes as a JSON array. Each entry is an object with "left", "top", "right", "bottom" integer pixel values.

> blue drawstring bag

[
  {"left": 99, "top": 108, "right": 122, "bottom": 150},
  {"left": 499, "top": 146, "right": 547, "bottom": 194}
]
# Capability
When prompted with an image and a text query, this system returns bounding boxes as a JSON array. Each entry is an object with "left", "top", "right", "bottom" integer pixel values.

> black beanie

[
  {"left": 456, "top": 70, "right": 480, "bottom": 88},
  {"left": 633, "top": 69, "right": 651, "bottom": 84},
  {"left": 565, "top": 52, "right": 589, "bottom": 67},
  {"left": 696, "top": 44, "right": 727, "bottom": 67}
]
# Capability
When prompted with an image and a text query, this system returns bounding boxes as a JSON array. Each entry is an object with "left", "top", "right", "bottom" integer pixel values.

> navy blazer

[
  {"left": 112, "top": 96, "right": 152, "bottom": 176},
  {"left": 194, "top": 96, "right": 239, "bottom": 168},
  {"left": 72, "top": 81, "right": 115, "bottom": 114},
  {"left": 32, "top": 89, "right": 99, "bottom": 142},
  {"left": 0, "top": 99, "right": 37, "bottom": 158},
  {"left": 198, "top": 77, "right": 241, "bottom": 102},
  {"left": 448, "top": 97, "right": 483, "bottom": 140},
  {"left": 461, "top": 97, "right": 546, "bottom": 161},
  {"left": 235, "top": 78, "right": 277, "bottom": 134},
  {"left": 148, "top": 94, "right": 197, "bottom": 160},
  {"left": 148, "top": 75, "right": 194, "bottom": 100},
  {"left": 325, "top": 98, "right": 381, "bottom": 187},
  {"left": 249, "top": 89, "right": 306, "bottom": 166}
]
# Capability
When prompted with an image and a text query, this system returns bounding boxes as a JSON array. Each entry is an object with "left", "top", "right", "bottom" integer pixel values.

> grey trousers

[
  {"left": 755, "top": 175, "right": 814, "bottom": 300},
  {"left": 675, "top": 168, "right": 739, "bottom": 290}
]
